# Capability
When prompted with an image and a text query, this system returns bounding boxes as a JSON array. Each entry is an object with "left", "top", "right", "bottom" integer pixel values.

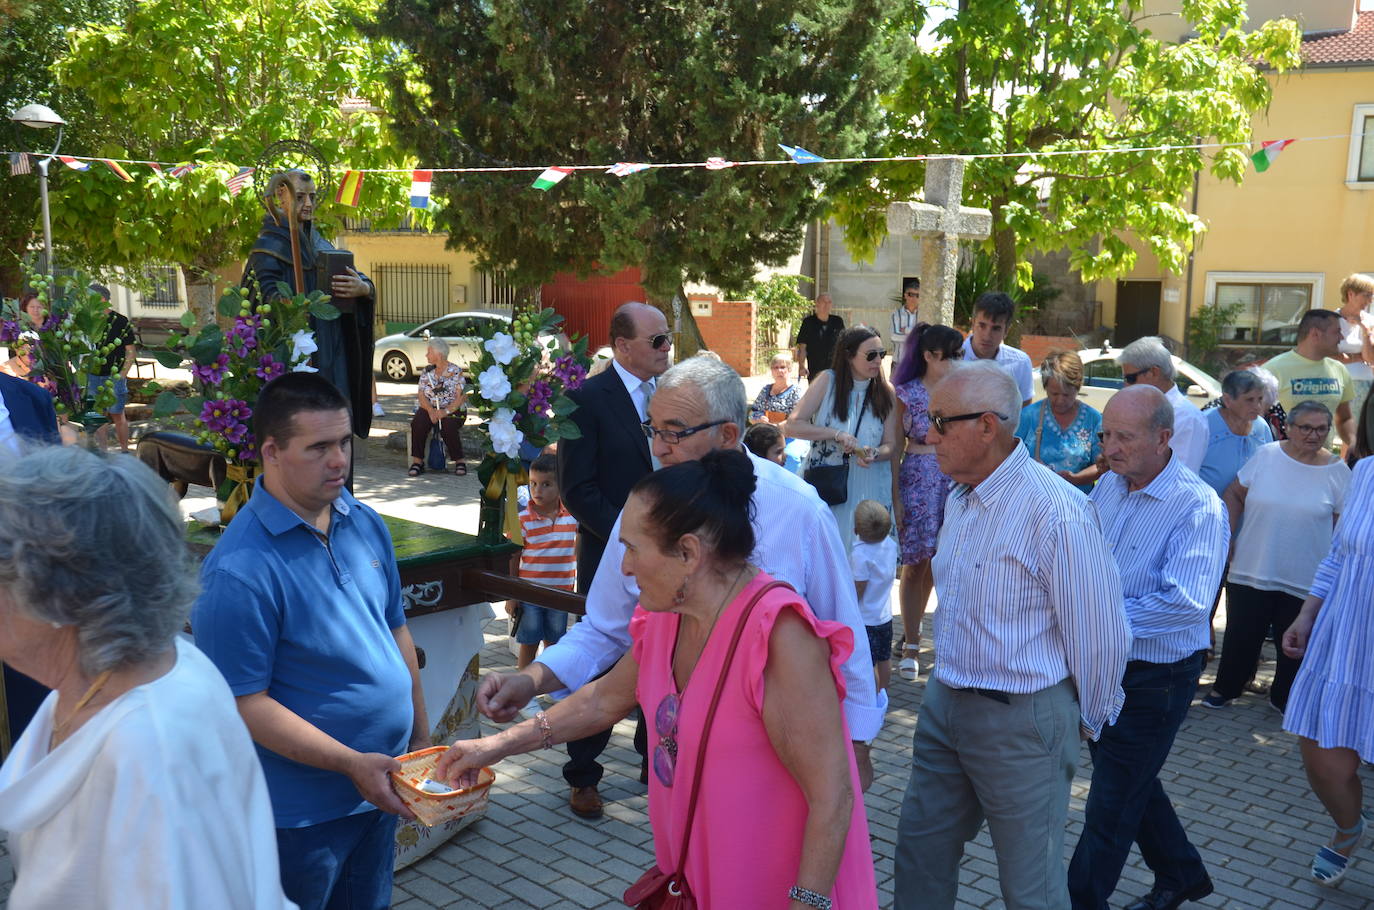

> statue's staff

[{"left": 276, "top": 180, "right": 307, "bottom": 295}]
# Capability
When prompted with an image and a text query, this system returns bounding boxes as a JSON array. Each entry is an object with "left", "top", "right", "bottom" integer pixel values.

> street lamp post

[{"left": 9, "top": 103, "right": 65, "bottom": 287}]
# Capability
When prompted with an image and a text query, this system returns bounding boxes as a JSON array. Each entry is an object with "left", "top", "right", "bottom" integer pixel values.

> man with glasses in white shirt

[
  {"left": 482, "top": 355, "right": 886, "bottom": 792},
  {"left": 894, "top": 360, "right": 1131, "bottom": 910},
  {"left": 891, "top": 278, "right": 922, "bottom": 357},
  {"left": 555, "top": 301, "right": 671, "bottom": 818}
]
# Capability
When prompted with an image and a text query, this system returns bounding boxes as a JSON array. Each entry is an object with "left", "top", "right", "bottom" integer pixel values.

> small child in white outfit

[{"left": 851, "top": 499, "right": 898, "bottom": 694}]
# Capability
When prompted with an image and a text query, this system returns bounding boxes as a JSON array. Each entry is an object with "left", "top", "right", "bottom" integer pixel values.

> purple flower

[
  {"left": 200, "top": 400, "right": 233, "bottom": 433},
  {"left": 40, "top": 312, "right": 61, "bottom": 332},
  {"left": 191, "top": 353, "right": 231, "bottom": 386},
  {"left": 526, "top": 379, "right": 553, "bottom": 417},
  {"left": 551, "top": 354, "right": 586, "bottom": 391},
  {"left": 255, "top": 354, "right": 285, "bottom": 381},
  {"left": 226, "top": 315, "right": 260, "bottom": 357},
  {"left": 238, "top": 434, "right": 258, "bottom": 463},
  {"left": 0, "top": 320, "right": 18, "bottom": 344},
  {"left": 224, "top": 421, "right": 250, "bottom": 445}
]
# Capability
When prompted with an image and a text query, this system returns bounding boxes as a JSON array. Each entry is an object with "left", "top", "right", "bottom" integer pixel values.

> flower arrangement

[
  {"left": 147, "top": 280, "right": 338, "bottom": 465},
  {"left": 466, "top": 307, "right": 590, "bottom": 542},
  {"left": 0, "top": 273, "right": 126, "bottom": 425}
]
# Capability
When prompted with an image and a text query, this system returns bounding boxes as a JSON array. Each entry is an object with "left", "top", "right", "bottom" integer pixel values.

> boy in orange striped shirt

[{"left": 507, "top": 454, "right": 578, "bottom": 670}]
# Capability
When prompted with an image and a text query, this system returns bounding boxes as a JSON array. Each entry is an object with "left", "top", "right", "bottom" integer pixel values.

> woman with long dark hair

[
  {"left": 888, "top": 323, "right": 962, "bottom": 680},
  {"left": 784, "top": 326, "right": 900, "bottom": 553}
]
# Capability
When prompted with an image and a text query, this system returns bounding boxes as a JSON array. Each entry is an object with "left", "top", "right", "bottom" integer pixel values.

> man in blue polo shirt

[{"left": 193, "top": 372, "right": 429, "bottom": 910}]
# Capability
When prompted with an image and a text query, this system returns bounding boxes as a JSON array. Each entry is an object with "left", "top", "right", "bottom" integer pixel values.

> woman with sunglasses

[
  {"left": 886, "top": 322, "right": 961, "bottom": 680},
  {"left": 785, "top": 326, "right": 899, "bottom": 553},
  {"left": 437, "top": 450, "right": 877, "bottom": 909}
]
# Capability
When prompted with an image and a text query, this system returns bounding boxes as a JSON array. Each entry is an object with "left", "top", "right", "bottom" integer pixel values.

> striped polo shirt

[{"left": 519, "top": 503, "right": 578, "bottom": 591}]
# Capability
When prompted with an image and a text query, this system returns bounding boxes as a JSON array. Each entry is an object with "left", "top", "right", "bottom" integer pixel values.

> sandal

[
  {"left": 407, "top": 463, "right": 424, "bottom": 477},
  {"left": 452, "top": 462, "right": 467, "bottom": 476},
  {"left": 897, "top": 644, "right": 920, "bottom": 682},
  {"left": 1312, "top": 812, "right": 1370, "bottom": 886}
]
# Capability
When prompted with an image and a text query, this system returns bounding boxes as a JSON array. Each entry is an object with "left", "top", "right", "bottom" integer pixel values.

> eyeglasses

[
  {"left": 929, "top": 411, "right": 1007, "bottom": 434},
  {"left": 644, "top": 333, "right": 672, "bottom": 350},
  {"left": 1290, "top": 422, "right": 1330, "bottom": 436},
  {"left": 653, "top": 692, "right": 680, "bottom": 787},
  {"left": 1122, "top": 367, "right": 1153, "bottom": 385},
  {"left": 641, "top": 419, "right": 728, "bottom": 445},
  {"left": 864, "top": 348, "right": 887, "bottom": 362}
]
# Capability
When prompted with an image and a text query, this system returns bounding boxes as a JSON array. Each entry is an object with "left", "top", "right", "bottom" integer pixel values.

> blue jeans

[
  {"left": 276, "top": 809, "right": 396, "bottom": 910},
  {"left": 514, "top": 601, "right": 569, "bottom": 645},
  {"left": 85, "top": 375, "right": 129, "bottom": 413},
  {"left": 1067, "top": 652, "right": 1208, "bottom": 909}
]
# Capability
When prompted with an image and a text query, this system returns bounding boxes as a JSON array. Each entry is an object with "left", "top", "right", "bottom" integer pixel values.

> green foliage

[
  {"left": 750, "top": 274, "right": 813, "bottom": 367},
  {"left": 0, "top": 0, "right": 131, "bottom": 295},
  {"left": 953, "top": 247, "right": 1061, "bottom": 330},
  {"left": 832, "top": 0, "right": 1303, "bottom": 290},
  {"left": 47, "top": 0, "right": 420, "bottom": 318},
  {"left": 371, "top": 0, "right": 907, "bottom": 306},
  {"left": 1186, "top": 300, "right": 1244, "bottom": 374}
]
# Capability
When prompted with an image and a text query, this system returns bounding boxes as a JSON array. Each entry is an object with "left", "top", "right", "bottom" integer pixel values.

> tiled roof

[{"left": 1302, "top": 10, "right": 1374, "bottom": 66}]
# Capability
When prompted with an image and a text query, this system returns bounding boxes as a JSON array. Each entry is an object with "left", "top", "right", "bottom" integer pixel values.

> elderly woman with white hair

[
  {"left": 408, "top": 336, "right": 467, "bottom": 476},
  {"left": 0, "top": 446, "right": 293, "bottom": 909}
]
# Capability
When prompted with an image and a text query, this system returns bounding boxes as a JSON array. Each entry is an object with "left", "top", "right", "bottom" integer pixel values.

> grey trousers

[{"left": 894, "top": 677, "right": 1080, "bottom": 910}]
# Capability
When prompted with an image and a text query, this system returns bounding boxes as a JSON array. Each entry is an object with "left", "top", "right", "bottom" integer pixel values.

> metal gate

[{"left": 374, "top": 263, "right": 451, "bottom": 325}]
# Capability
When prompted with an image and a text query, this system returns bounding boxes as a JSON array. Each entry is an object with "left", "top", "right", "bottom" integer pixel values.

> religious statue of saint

[{"left": 242, "top": 168, "right": 375, "bottom": 437}]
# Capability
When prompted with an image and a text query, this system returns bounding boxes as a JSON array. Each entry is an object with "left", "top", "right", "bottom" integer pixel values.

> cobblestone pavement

[{"left": 380, "top": 617, "right": 1374, "bottom": 910}]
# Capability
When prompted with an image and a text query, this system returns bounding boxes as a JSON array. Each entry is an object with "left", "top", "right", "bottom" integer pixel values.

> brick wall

[{"left": 691, "top": 294, "right": 757, "bottom": 376}]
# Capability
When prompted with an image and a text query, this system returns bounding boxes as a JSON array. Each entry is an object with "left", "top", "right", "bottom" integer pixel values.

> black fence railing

[
  {"left": 374, "top": 263, "right": 452, "bottom": 326},
  {"left": 142, "top": 265, "right": 182, "bottom": 308}
]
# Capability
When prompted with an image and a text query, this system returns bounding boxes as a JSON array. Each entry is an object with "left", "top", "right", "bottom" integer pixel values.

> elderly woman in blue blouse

[
  {"left": 1198, "top": 369, "right": 1274, "bottom": 495},
  {"left": 749, "top": 353, "right": 802, "bottom": 424},
  {"left": 1014, "top": 350, "right": 1102, "bottom": 491}
]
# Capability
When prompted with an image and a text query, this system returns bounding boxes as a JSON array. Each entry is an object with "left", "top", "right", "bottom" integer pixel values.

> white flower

[
  {"left": 476, "top": 364, "right": 512, "bottom": 401},
  {"left": 488, "top": 407, "right": 524, "bottom": 458},
  {"left": 290, "top": 330, "right": 318, "bottom": 372},
  {"left": 483, "top": 331, "right": 520, "bottom": 365}
]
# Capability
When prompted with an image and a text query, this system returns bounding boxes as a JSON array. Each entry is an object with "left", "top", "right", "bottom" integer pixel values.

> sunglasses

[
  {"left": 641, "top": 418, "right": 728, "bottom": 445},
  {"left": 653, "top": 692, "right": 680, "bottom": 787},
  {"left": 929, "top": 410, "right": 1007, "bottom": 434},
  {"left": 864, "top": 348, "right": 887, "bottom": 362},
  {"left": 645, "top": 333, "right": 672, "bottom": 350},
  {"left": 1122, "top": 367, "right": 1152, "bottom": 385}
]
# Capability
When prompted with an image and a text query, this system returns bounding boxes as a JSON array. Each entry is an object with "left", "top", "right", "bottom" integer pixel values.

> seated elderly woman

[
  {"left": 1014, "top": 350, "right": 1102, "bottom": 491},
  {"left": 749, "top": 352, "right": 802, "bottom": 424},
  {"left": 439, "top": 449, "right": 877, "bottom": 909},
  {"left": 408, "top": 336, "right": 467, "bottom": 477},
  {"left": 0, "top": 446, "right": 292, "bottom": 908}
]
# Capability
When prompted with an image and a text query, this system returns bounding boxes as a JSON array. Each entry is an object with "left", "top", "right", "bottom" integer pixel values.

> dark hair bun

[{"left": 697, "top": 448, "right": 757, "bottom": 504}]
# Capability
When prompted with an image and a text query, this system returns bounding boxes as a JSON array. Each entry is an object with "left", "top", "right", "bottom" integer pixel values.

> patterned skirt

[{"left": 896, "top": 451, "right": 950, "bottom": 565}]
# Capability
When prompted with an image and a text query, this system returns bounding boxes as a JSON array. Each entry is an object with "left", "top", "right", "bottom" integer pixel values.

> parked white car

[
  {"left": 372, "top": 311, "right": 567, "bottom": 381},
  {"left": 1031, "top": 344, "right": 1221, "bottom": 413}
]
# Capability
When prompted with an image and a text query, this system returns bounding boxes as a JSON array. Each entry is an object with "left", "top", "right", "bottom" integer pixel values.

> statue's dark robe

[{"left": 243, "top": 215, "right": 374, "bottom": 437}]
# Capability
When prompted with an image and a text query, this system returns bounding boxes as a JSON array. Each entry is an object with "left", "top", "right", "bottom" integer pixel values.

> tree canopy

[
  {"left": 371, "top": 0, "right": 907, "bottom": 345},
  {"left": 49, "top": 0, "right": 418, "bottom": 321},
  {"left": 831, "top": 0, "right": 1303, "bottom": 292}
]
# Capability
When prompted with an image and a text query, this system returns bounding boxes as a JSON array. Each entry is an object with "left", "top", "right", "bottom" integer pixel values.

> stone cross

[{"left": 885, "top": 157, "right": 993, "bottom": 326}]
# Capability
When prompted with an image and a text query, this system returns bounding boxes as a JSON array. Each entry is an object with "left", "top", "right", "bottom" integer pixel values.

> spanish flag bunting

[
  {"left": 336, "top": 170, "right": 364, "bottom": 206},
  {"left": 103, "top": 159, "right": 134, "bottom": 182}
]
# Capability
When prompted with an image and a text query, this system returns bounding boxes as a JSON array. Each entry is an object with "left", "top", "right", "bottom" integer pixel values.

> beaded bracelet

[
  {"left": 534, "top": 710, "right": 553, "bottom": 750},
  {"left": 788, "top": 885, "right": 832, "bottom": 909}
]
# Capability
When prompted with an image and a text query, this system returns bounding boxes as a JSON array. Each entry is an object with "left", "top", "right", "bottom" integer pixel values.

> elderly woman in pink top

[{"left": 439, "top": 449, "right": 876, "bottom": 909}]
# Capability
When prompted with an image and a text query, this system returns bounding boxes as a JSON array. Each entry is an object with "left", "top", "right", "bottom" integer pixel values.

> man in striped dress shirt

[
  {"left": 894, "top": 361, "right": 1131, "bottom": 910},
  {"left": 1068, "top": 386, "right": 1228, "bottom": 910}
]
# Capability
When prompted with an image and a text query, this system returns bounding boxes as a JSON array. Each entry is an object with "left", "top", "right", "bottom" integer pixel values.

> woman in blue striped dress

[{"left": 1281, "top": 455, "right": 1374, "bottom": 886}]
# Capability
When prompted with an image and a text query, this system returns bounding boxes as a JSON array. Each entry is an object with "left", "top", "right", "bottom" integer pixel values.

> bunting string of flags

[{"left": 1, "top": 132, "right": 1362, "bottom": 208}]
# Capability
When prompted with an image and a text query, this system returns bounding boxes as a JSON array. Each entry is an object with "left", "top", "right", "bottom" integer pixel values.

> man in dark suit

[
  {"left": 0, "top": 372, "right": 60, "bottom": 755},
  {"left": 555, "top": 301, "right": 669, "bottom": 818}
]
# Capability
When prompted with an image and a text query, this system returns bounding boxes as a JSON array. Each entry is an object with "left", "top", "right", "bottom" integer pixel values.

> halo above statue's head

[{"left": 255, "top": 139, "right": 331, "bottom": 224}]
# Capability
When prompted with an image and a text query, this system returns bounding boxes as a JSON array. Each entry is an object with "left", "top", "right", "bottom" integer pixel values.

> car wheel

[{"left": 381, "top": 351, "right": 413, "bottom": 381}]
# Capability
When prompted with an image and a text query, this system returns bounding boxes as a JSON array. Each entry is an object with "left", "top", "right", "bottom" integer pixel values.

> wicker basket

[{"left": 390, "top": 746, "right": 495, "bottom": 828}]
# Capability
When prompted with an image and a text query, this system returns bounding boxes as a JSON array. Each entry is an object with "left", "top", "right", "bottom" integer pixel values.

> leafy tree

[
  {"left": 750, "top": 273, "right": 813, "bottom": 368},
  {"left": 49, "top": 0, "right": 419, "bottom": 323},
  {"left": 832, "top": 0, "right": 1302, "bottom": 293},
  {"left": 370, "top": 0, "right": 907, "bottom": 353},
  {"left": 1186, "top": 299, "right": 1243, "bottom": 374},
  {"left": 0, "top": 0, "right": 129, "bottom": 296}
]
